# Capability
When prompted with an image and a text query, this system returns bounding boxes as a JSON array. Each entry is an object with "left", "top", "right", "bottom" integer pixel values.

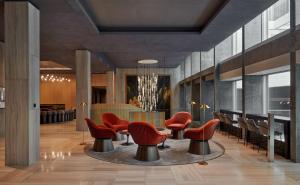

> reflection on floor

[{"left": 0, "top": 121, "right": 299, "bottom": 185}]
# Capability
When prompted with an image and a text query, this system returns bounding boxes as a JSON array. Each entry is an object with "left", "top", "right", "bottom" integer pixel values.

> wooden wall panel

[
  {"left": 40, "top": 75, "right": 76, "bottom": 109},
  {"left": 40, "top": 74, "right": 107, "bottom": 109},
  {"left": 91, "top": 74, "right": 107, "bottom": 87}
]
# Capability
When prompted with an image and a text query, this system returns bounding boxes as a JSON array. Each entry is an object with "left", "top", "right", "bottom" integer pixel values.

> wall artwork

[{"left": 126, "top": 75, "right": 171, "bottom": 118}]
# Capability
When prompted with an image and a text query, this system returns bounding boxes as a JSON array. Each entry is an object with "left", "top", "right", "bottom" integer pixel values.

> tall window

[
  {"left": 297, "top": 0, "right": 300, "bottom": 25},
  {"left": 245, "top": 0, "right": 291, "bottom": 50},
  {"left": 268, "top": 71, "right": 290, "bottom": 117},
  {"left": 215, "top": 28, "right": 242, "bottom": 64},
  {"left": 262, "top": 0, "right": 290, "bottom": 40},
  {"left": 201, "top": 48, "right": 214, "bottom": 71},
  {"left": 234, "top": 80, "right": 243, "bottom": 112}
]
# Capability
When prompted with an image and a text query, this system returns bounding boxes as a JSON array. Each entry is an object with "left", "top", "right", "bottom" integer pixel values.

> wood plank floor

[{"left": 0, "top": 121, "right": 299, "bottom": 185}]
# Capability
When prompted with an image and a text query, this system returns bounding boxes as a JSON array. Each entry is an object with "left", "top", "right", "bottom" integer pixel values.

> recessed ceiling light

[{"left": 137, "top": 59, "right": 159, "bottom": 64}]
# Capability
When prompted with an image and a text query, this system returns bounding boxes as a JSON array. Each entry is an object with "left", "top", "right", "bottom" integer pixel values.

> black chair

[
  {"left": 213, "top": 112, "right": 221, "bottom": 131},
  {"left": 41, "top": 111, "right": 48, "bottom": 124},
  {"left": 224, "top": 114, "right": 234, "bottom": 137},
  {"left": 65, "top": 110, "right": 70, "bottom": 121},
  {"left": 47, "top": 111, "right": 54, "bottom": 123},
  {"left": 52, "top": 111, "right": 58, "bottom": 123},
  {"left": 58, "top": 110, "right": 65, "bottom": 122},
  {"left": 218, "top": 113, "right": 226, "bottom": 133},
  {"left": 246, "top": 119, "right": 259, "bottom": 150},
  {"left": 237, "top": 117, "right": 248, "bottom": 145},
  {"left": 257, "top": 120, "right": 268, "bottom": 155}
]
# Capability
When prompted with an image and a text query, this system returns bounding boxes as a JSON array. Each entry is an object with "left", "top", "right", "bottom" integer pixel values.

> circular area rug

[{"left": 85, "top": 138, "right": 225, "bottom": 166}]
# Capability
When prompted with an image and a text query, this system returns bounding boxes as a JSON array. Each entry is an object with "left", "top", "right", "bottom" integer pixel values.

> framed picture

[{"left": 126, "top": 75, "right": 171, "bottom": 119}]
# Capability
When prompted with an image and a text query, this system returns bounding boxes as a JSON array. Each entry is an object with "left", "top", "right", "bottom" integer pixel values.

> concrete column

[
  {"left": 76, "top": 50, "right": 91, "bottom": 131},
  {"left": 0, "top": 42, "right": 4, "bottom": 137},
  {"left": 290, "top": 0, "right": 300, "bottom": 162},
  {"left": 5, "top": 1, "right": 40, "bottom": 166},
  {"left": 106, "top": 71, "right": 115, "bottom": 104}
]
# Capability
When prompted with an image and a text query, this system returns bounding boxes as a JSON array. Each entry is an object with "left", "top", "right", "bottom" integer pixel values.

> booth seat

[{"left": 85, "top": 118, "right": 116, "bottom": 152}]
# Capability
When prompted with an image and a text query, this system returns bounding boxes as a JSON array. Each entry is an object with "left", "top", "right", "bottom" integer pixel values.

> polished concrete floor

[{"left": 0, "top": 121, "right": 299, "bottom": 185}]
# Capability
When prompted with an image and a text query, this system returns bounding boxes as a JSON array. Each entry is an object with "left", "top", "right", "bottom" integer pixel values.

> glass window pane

[
  {"left": 215, "top": 28, "right": 242, "bottom": 63},
  {"left": 297, "top": 0, "right": 300, "bottom": 25},
  {"left": 185, "top": 55, "right": 191, "bottom": 78},
  {"left": 201, "top": 48, "right": 214, "bottom": 71},
  {"left": 245, "top": 15, "right": 262, "bottom": 49},
  {"left": 235, "top": 80, "right": 243, "bottom": 111},
  {"left": 268, "top": 71, "right": 290, "bottom": 117},
  {"left": 262, "top": 0, "right": 290, "bottom": 41},
  {"left": 232, "top": 28, "right": 243, "bottom": 55},
  {"left": 215, "top": 36, "right": 232, "bottom": 63},
  {"left": 191, "top": 52, "right": 200, "bottom": 75}
]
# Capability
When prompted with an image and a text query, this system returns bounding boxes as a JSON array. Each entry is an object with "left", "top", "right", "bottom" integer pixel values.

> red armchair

[
  {"left": 102, "top": 113, "right": 129, "bottom": 132},
  {"left": 165, "top": 112, "right": 192, "bottom": 139},
  {"left": 128, "top": 122, "right": 167, "bottom": 161},
  {"left": 184, "top": 119, "right": 220, "bottom": 155},
  {"left": 85, "top": 118, "right": 116, "bottom": 152}
]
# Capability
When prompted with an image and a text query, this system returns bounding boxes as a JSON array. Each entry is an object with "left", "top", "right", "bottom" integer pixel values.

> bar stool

[
  {"left": 213, "top": 112, "right": 220, "bottom": 131},
  {"left": 52, "top": 110, "right": 58, "bottom": 123},
  {"left": 237, "top": 117, "right": 248, "bottom": 145},
  {"left": 65, "top": 110, "right": 70, "bottom": 121},
  {"left": 224, "top": 114, "right": 234, "bottom": 138},
  {"left": 218, "top": 113, "right": 226, "bottom": 133},
  {"left": 41, "top": 111, "right": 48, "bottom": 124},
  {"left": 246, "top": 119, "right": 259, "bottom": 150},
  {"left": 257, "top": 120, "right": 268, "bottom": 155},
  {"left": 70, "top": 110, "right": 75, "bottom": 120},
  {"left": 47, "top": 111, "right": 54, "bottom": 123},
  {"left": 58, "top": 110, "right": 65, "bottom": 122}
]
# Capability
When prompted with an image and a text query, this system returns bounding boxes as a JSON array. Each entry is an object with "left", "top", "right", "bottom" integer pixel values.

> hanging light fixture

[
  {"left": 137, "top": 59, "right": 159, "bottom": 112},
  {"left": 40, "top": 74, "right": 71, "bottom": 83}
]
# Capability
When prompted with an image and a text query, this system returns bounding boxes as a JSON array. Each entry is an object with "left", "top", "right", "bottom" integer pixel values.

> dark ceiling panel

[
  {"left": 81, "top": 0, "right": 226, "bottom": 28},
  {"left": 29, "top": 0, "right": 278, "bottom": 73}
]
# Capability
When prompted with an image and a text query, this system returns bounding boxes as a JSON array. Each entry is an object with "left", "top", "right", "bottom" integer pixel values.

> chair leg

[
  {"left": 93, "top": 138, "right": 114, "bottom": 152},
  {"left": 135, "top": 145, "right": 160, "bottom": 161},
  {"left": 188, "top": 140, "right": 211, "bottom": 155},
  {"left": 113, "top": 132, "right": 125, "bottom": 141},
  {"left": 172, "top": 130, "right": 184, "bottom": 139}
]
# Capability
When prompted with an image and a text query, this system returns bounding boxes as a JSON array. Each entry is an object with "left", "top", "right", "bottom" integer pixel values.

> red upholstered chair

[
  {"left": 128, "top": 122, "right": 167, "bottom": 161},
  {"left": 184, "top": 119, "right": 220, "bottom": 155},
  {"left": 102, "top": 113, "right": 130, "bottom": 141},
  {"left": 165, "top": 112, "right": 192, "bottom": 139},
  {"left": 85, "top": 118, "right": 116, "bottom": 152},
  {"left": 102, "top": 113, "right": 129, "bottom": 132}
]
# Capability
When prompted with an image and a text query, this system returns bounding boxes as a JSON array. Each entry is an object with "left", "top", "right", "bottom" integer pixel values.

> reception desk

[
  {"left": 91, "top": 104, "right": 142, "bottom": 124},
  {"left": 129, "top": 111, "right": 165, "bottom": 128}
]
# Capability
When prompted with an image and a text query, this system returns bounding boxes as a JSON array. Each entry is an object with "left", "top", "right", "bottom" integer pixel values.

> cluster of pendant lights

[
  {"left": 40, "top": 74, "right": 71, "bottom": 83},
  {"left": 137, "top": 59, "right": 159, "bottom": 112}
]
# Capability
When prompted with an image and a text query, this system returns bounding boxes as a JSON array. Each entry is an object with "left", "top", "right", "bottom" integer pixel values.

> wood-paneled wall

[
  {"left": 40, "top": 74, "right": 107, "bottom": 109},
  {"left": 40, "top": 74, "right": 76, "bottom": 109}
]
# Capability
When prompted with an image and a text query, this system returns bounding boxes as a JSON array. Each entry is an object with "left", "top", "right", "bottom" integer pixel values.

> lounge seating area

[
  {"left": 1, "top": 0, "right": 300, "bottom": 184},
  {"left": 84, "top": 112, "right": 221, "bottom": 163}
]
